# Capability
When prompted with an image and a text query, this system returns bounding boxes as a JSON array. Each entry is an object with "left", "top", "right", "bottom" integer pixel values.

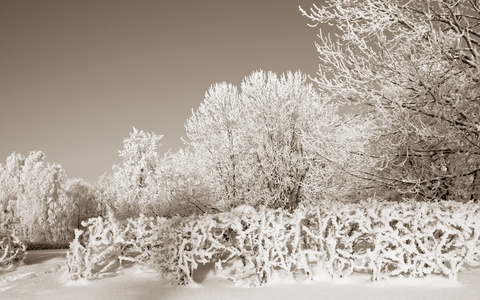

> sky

[{"left": 0, "top": 0, "right": 320, "bottom": 184}]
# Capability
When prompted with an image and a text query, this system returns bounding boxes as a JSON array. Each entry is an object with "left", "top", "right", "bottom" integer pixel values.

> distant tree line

[{"left": 0, "top": 151, "right": 102, "bottom": 242}]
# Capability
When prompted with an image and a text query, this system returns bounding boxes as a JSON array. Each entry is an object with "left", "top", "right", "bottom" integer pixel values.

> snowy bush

[
  {"left": 300, "top": 200, "right": 480, "bottom": 281},
  {"left": 67, "top": 211, "right": 133, "bottom": 280},
  {"left": 125, "top": 213, "right": 239, "bottom": 285},
  {"left": 0, "top": 232, "right": 26, "bottom": 273},
  {"left": 363, "top": 200, "right": 480, "bottom": 280},
  {"left": 219, "top": 206, "right": 316, "bottom": 285},
  {"left": 67, "top": 200, "right": 480, "bottom": 285},
  {"left": 126, "top": 215, "right": 191, "bottom": 284}
]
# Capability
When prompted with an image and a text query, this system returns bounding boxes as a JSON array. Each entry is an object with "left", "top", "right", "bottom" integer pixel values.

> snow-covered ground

[{"left": 1, "top": 249, "right": 480, "bottom": 300}]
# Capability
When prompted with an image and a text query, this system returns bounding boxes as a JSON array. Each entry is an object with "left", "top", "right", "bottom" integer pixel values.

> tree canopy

[{"left": 301, "top": 0, "right": 480, "bottom": 201}]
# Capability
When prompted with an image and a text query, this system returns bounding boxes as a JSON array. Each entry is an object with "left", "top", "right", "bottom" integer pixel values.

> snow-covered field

[{"left": 1, "top": 250, "right": 480, "bottom": 300}]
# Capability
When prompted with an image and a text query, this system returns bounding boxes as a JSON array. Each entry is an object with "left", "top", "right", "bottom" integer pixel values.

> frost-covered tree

[
  {"left": 186, "top": 70, "right": 350, "bottom": 210},
  {"left": 99, "top": 127, "right": 163, "bottom": 218},
  {"left": 1, "top": 152, "right": 98, "bottom": 241},
  {"left": 0, "top": 153, "right": 25, "bottom": 232},
  {"left": 16, "top": 151, "right": 67, "bottom": 241},
  {"left": 240, "top": 71, "right": 348, "bottom": 209},
  {"left": 64, "top": 178, "right": 100, "bottom": 229},
  {"left": 156, "top": 148, "right": 217, "bottom": 216},
  {"left": 301, "top": 0, "right": 480, "bottom": 201},
  {"left": 96, "top": 172, "right": 116, "bottom": 214},
  {"left": 185, "top": 82, "right": 243, "bottom": 209},
  {"left": 0, "top": 151, "right": 68, "bottom": 241}
]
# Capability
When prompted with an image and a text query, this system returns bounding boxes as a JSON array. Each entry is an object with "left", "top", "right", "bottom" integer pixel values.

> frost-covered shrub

[
  {"left": 303, "top": 199, "right": 480, "bottom": 281},
  {"left": 362, "top": 200, "right": 480, "bottom": 280},
  {"left": 127, "top": 215, "right": 192, "bottom": 284},
  {"left": 67, "top": 199, "right": 480, "bottom": 285},
  {"left": 222, "top": 207, "right": 315, "bottom": 285},
  {"left": 0, "top": 232, "right": 26, "bottom": 273},
  {"left": 67, "top": 212, "right": 132, "bottom": 280},
  {"left": 126, "top": 213, "right": 239, "bottom": 285}
]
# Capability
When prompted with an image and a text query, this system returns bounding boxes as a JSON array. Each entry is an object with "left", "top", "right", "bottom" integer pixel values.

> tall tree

[
  {"left": 185, "top": 82, "right": 243, "bottom": 209},
  {"left": 12, "top": 151, "right": 67, "bottom": 241},
  {"left": 240, "top": 71, "right": 343, "bottom": 209},
  {"left": 301, "top": 0, "right": 480, "bottom": 201},
  {"left": 186, "top": 70, "right": 348, "bottom": 210},
  {"left": 0, "top": 153, "right": 25, "bottom": 232}
]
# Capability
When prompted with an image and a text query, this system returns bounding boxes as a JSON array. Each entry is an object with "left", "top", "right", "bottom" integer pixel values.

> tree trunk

[{"left": 471, "top": 169, "right": 480, "bottom": 202}]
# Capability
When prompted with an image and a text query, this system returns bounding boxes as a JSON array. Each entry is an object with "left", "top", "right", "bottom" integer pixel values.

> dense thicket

[{"left": 67, "top": 200, "right": 480, "bottom": 285}]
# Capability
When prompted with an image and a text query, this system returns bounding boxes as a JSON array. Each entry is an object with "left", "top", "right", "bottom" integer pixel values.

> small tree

[
  {"left": 100, "top": 127, "right": 163, "bottom": 218},
  {"left": 64, "top": 178, "right": 99, "bottom": 229}
]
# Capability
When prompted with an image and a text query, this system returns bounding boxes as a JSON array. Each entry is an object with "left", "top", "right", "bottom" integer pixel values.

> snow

[{"left": 1, "top": 249, "right": 480, "bottom": 300}]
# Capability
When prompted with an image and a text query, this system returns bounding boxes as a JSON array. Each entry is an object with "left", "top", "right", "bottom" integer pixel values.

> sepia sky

[{"left": 0, "top": 0, "right": 320, "bottom": 184}]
